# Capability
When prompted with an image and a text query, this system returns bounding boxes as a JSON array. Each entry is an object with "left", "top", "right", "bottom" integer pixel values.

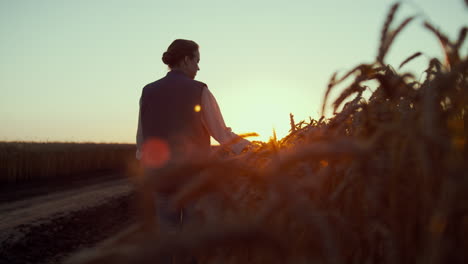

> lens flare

[
  {"left": 194, "top": 104, "right": 201, "bottom": 112},
  {"left": 141, "top": 138, "right": 170, "bottom": 168},
  {"left": 320, "top": 160, "right": 329, "bottom": 167}
]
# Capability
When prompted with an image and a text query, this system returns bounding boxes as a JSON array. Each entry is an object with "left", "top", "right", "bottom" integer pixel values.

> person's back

[{"left": 140, "top": 69, "right": 211, "bottom": 164}]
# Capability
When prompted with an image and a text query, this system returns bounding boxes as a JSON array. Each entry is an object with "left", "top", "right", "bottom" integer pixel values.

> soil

[{"left": 0, "top": 173, "right": 137, "bottom": 264}]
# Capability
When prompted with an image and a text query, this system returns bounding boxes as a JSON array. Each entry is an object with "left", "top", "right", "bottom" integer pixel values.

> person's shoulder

[
  {"left": 192, "top": 79, "right": 207, "bottom": 89},
  {"left": 142, "top": 76, "right": 166, "bottom": 91},
  {"left": 190, "top": 79, "right": 208, "bottom": 89}
]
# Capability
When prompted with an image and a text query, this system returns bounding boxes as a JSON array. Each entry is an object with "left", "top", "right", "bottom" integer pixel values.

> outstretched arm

[{"left": 201, "top": 87, "right": 250, "bottom": 154}]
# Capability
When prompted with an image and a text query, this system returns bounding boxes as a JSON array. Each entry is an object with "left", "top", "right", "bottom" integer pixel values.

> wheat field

[
  {"left": 0, "top": 142, "right": 136, "bottom": 182},
  {"left": 61, "top": 3, "right": 466, "bottom": 264}
]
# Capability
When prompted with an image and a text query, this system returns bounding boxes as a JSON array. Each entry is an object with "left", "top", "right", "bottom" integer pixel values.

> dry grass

[{"left": 67, "top": 3, "right": 467, "bottom": 264}]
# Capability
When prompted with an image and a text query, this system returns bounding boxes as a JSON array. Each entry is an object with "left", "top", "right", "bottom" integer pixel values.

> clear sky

[{"left": 0, "top": 0, "right": 466, "bottom": 143}]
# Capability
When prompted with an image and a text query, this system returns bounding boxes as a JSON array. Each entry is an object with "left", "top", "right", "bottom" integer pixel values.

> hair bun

[
  {"left": 162, "top": 39, "right": 199, "bottom": 68},
  {"left": 162, "top": 51, "right": 173, "bottom": 65}
]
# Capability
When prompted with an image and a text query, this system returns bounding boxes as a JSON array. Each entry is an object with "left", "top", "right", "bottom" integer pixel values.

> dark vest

[{"left": 140, "top": 70, "right": 210, "bottom": 162}]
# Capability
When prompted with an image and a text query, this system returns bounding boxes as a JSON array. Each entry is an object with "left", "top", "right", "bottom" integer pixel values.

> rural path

[
  {"left": 0, "top": 178, "right": 131, "bottom": 237},
  {"left": 0, "top": 175, "right": 136, "bottom": 264}
]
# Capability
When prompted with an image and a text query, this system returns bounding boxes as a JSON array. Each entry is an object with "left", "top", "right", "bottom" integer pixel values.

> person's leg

[
  {"left": 156, "top": 193, "right": 182, "bottom": 231},
  {"left": 155, "top": 192, "right": 182, "bottom": 264},
  {"left": 178, "top": 200, "right": 201, "bottom": 264}
]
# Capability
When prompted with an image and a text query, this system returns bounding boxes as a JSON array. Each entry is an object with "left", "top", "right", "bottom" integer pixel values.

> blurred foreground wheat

[{"left": 67, "top": 3, "right": 467, "bottom": 264}]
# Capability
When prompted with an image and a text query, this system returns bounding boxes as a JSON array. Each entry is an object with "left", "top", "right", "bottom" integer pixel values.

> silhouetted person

[{"left": 136, "top": 39, "right": 249, "bottom": 263}]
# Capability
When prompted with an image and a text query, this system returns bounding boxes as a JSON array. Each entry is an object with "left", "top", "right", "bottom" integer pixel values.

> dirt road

[{"left": 0, "top": 175, "right": 136, "bottom": 264}]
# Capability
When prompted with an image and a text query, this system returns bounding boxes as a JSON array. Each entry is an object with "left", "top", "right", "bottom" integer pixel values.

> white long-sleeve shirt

[{"left": 136, "top": 86, "right": 250, "bottom": 160}]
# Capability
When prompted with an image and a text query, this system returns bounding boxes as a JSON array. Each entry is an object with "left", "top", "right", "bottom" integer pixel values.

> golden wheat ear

[{"left": 238, "top": 132, "right": 260, "bottom": 139}]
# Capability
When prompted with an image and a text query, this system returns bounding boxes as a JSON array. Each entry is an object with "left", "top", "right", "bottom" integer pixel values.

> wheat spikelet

[
  {"left": 321, "top": 71, "right": 338, "bottom": 116},
  {"left": 332, "top": 83, "right": 365, "bottom": 114},
  {"left": 378, "top": 2, "right": 400, "bottom": 64},
  {"left": 321, "top": 64, "right": 372, "bottom": 116},
  {"left": 399, "top": 52, "right": 423, "bottom": 69},
  {"left": 423, "top": 21, "right": 461, "bottom": 68},
  {"left": 455, "top": 27, "right": 468, "bottom": 51},
  {"left": 380, "top": 15, "right": 416, "bottom": 65},
  {"left": 289, "top": 113, "right": 296, "bottom": 132}
]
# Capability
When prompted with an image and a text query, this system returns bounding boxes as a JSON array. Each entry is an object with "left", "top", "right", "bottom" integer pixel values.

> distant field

[{"left": 0, "top": 142, "right": 137, "bottom": 183}]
